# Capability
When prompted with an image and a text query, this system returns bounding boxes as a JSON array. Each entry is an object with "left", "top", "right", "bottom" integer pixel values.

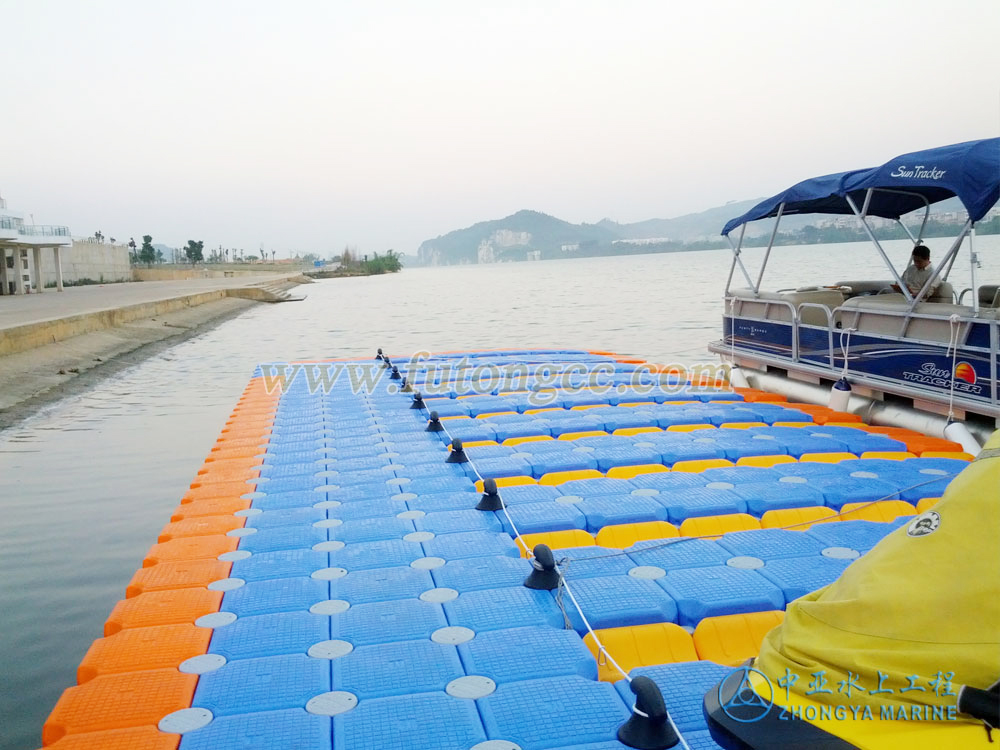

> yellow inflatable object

[{"left": 743, "top": 430, "right": 1000, "bottom": 747}]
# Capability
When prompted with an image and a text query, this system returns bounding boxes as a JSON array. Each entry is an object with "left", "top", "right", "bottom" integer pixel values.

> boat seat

[
  {"left": 927, "top": 281, "right": 955, "bottom": 303},
  {"left": 729, "top": 288, "right": 844, "bottom": 326},
  {"left": 836, "top": 297, "right": 996, "bottom": 341},
  {"left": 834, "top": 280, "right": 894, "bottom": 297},
  {"left": 835, "top": 280, "right": 954, "bottom": 303},
  {"left": 980, "top": 284, "right": 1000, "bottom": 308}
]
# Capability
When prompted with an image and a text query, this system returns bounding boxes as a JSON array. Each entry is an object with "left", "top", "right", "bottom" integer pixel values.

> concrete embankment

[{"left": 0, "top": 274, "right": 309, "bottom": 425}]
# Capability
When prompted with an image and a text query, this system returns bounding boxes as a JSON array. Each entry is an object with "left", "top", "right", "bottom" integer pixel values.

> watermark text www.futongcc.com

[{"left": 258, "top": 352, "right": 733, "bottom": 405}]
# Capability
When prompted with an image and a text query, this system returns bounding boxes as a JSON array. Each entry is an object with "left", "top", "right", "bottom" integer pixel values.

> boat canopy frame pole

[
  {"left": 724, "top": 223, "right": 755, "bottom": 294},
  {"left": 969, "top": 225, "right": 980, "bottom": 314},
  {"left": 845, "top": 192, "right": 913, "bottom": 303},
  {"left": 753, "top": 202, "right": 784, "bottom": 294}
]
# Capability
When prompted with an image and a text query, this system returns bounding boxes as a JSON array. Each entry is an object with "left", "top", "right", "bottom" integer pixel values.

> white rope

[
  {"left": 838, "top": 327, "right": 856, "bottom": 378},
  {"left": 431, "top": 408, "right": 533, "bottom": 556},
  {"left": 946, "top": 314, "right": 961, "bottom": 420}
]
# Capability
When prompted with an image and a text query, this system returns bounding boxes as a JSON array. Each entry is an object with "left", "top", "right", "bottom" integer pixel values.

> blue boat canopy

[{"left": 722, "top": 138, "right": 1000, "bottom": 236}]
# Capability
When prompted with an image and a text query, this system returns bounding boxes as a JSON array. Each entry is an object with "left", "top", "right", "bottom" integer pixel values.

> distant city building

[{"left": 0, "top": 195, "right": 72, "bottom": 295}]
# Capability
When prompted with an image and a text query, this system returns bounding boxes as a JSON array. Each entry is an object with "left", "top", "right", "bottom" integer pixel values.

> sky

[{"left": 1, "top": 0, "right": 998, "bottom": 257}]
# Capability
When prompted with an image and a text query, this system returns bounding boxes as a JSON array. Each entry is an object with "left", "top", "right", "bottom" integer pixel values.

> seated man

[{"left": 893, "top": 243, "right": 941, "bottom": 297}]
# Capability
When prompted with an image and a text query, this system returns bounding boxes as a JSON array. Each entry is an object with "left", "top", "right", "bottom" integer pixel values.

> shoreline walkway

[
  {"left": 0, "top": 273, "right": 309, "bottom": 421},
  {"left": 0, "top": 274, "right": 305, "bottom": 333}
]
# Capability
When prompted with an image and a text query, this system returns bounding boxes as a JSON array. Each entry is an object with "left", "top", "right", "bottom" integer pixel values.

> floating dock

[{"left": 39, "top": 350, "right": 971, "bottom": 749}]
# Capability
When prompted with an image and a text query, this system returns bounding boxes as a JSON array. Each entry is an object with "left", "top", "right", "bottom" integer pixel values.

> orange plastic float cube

[
  {"left": 158, "top": 515, "right": 244, "bottom": 542},
  {"left": 679, "top": 513, "right": 760, "bottom": 539},
  {"left": 517, "top": 529, "right": 595, "bottom": 557},
  {"left": 181, "top": 481, "right": 256, "bottom": 503},
  {"left": 126, "top": 559, "right": 232, "bottom": 598},
  {"left": 43, "top": 670, "right": 197, "bottom": 745},
  {"left": 605, "top": 464, "right": 669, "bottom": 480},
  {"left": 692, "top": 610, "right": 785, "bottom": 665},
  {"left": 142, "top": 535, "right": 240, "bottom": 567},
  {"left": 538, "top": 469, "right": 603, "bottom": 486},
  {"left": 760, "top": 506, "right": 838, "bottom": 530},
  {"left": 594, "top": 521, "right": 679, "bottom": 549},
  {"left": 584, "top": 623, "right": 697, "bottom": 681},
  {"left": 39, "top": 725, "right": 180, "bottom": 750},
  {"left": 169, "top": 497, "right": 252, "bottom": 521},
  {"left": 105, "top": 589, "right": 223, "bottom": 635},
  {"left": 77, "top": 624, "right": 211, "bottom": 683},
  {"left": 839, "top": 500, "right": 916, "bottom": 523}
]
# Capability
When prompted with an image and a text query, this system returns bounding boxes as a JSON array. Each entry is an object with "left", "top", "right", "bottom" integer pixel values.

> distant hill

[
  {"left": 416, "top": 197, "right": 973, "bottom": 265},
  {"left": 417, "top": 210, "right": 619, "bottom": 265}
]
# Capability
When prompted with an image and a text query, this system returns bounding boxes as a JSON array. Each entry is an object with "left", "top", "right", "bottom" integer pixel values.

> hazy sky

[{"left": 2, "top": 0, "right": 998, "bottom": 256}]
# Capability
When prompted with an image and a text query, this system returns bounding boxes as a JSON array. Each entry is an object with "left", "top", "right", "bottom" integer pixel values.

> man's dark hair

[{"left": 912, "top": 244, "right": 930, "bottom": 261}]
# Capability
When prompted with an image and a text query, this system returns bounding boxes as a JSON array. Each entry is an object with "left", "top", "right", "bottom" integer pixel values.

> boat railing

[{"left": 724, "top": 294, "right": 999, "bottom": 407}]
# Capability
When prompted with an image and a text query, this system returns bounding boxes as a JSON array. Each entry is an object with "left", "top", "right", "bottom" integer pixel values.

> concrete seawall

[
  {"left": 0, "top": 284, "right": 303, "bottom": 357},
  {"left": 0, "top": 274, "right": 309, "bottom": 422}
]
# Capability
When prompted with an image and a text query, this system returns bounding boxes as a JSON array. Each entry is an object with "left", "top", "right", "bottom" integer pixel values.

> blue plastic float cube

[
  {"left": 333, "top": 598, "right": 447, "bottom": 646},
  {"left": 657, "top": 566, "right": 785, "bottom": 626},
  {"left": 530, "top": 451, "right": 600, "bottom": 477},
  {"left": 422, "top": 531, "right": 521, "bottom": 560},
  {"left": 231, "top": 549, "right": 329, "bottom": 583},
  {"left": 615, "top": 661, "right": 731, "bottom": 733},
  {"left": 808, "top": 476, "right": 900, "bottom": 508},
  {"left": 578, "top": 494, "right": 669, "bottom": 531},
  {"left": 478, "top": 676, "right": 630, "bottom": 750},
  {"left": 402, "top": 476, "right": 475, "bottom": 496},
  {"left": 333, "top": 692, "right": 486, "bottom": 750},
  {"left": 443, "top": 586, "right": 564, "bottom": 632},
  {"left": 330, "top": 566, "right": 435, "bottom": 605},
  {"left": 431, "top": 556, "right": 533, "bottom": 593},
  {"left": 331, "top": 639, "right": 464, "bottom": 698},
  {"left": 193, "top": 653, "right": 329, "bottom": 716},
  {"left": 415, "top": 509, "right": 503, "bottom": 534},
  {"left": 457, "top": 626, "right": 597, "bottom": 683},
  {"left": 247, "top": 507, "right": 326, "bottom": 530},
  {"left": 626, "top": 537, "right": 731, "bottom": 570},
  {"left": 221, "top": 576, "right": 330, "bottom": 617},
  {"left": 805, "top": 519, "right": 899, "bottom": 552},
  {"left": 179, "top": 708, "right": 330, "bottom": 750},
  {"left": 331, "top": 517, "right": 415, "bottom": 544},
  {"left": 238, "top": 525, "right": 328, "bottom": 554},
  {"left": 404, "top": 491, "right": 482, "bottom": 513},
  {"left": 328, "top": 539, "right": 424, "bottom": 571},
  {"left": 757, "top": 555, "right": 853, "bottom": 603},
  {"left": 717, "top": 529, "right": 828, "bottom": 560},
  {"left": 657, "top": 487, "right": 746, "bottom": 523},
  {"left": 501, "top": 502, "right": 587, "bottom": 535},
  {"left": 252, "top": 491, "right": 326, "bottom": 512},
  {"left": 494, "top": 484, "right": 562, "bottom": 506},
  {"left": 553, "top": 546, "right": 637, "bottom": 580},
  {"left": 556, "top": 575, "right": 678, "bottom": 632},
  {"left": 209, "top": 612, "right": 331, "bottom": 660},
  {"left": 475, "top": 456, "right": 536, "bottom": 479},
  {"left": 729, "top": 482, "right": 828, "bottom": 514},
  {"left": 327, "top": 497, "right": 400, "bottom": 521}
]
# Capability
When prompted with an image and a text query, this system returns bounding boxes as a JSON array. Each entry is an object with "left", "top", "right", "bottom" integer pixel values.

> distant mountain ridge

[
  {"left": 416, "top": 197, "right": 968, "bottom": 265},
  {"left": 416, "top": 210, "right": 618, "bottom": 265}
]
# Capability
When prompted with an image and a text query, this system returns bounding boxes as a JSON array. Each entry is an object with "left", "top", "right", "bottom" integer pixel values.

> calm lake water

[{"left": 2, "top": 237, "right": 997, "bottom": 748}]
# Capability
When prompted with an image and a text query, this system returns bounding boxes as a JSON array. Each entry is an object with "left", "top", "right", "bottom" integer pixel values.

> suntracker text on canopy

[{"left": 722, "top": 138, "right": 1000, "bottom": 236}]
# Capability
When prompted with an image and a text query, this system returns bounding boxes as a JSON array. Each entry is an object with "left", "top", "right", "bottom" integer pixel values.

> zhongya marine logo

[{"left": 719, "top": 666, "right": 775, "bottom": 723}]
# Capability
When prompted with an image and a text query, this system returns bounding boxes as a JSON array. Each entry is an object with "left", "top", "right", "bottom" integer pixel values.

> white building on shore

[{"left": 0, "top": 195, "right": 72, "bottom": 295}]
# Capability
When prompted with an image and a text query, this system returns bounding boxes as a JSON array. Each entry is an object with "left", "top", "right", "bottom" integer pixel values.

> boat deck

[{"left": 39, "top": 350, "right": 971, "bottom": 750}]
